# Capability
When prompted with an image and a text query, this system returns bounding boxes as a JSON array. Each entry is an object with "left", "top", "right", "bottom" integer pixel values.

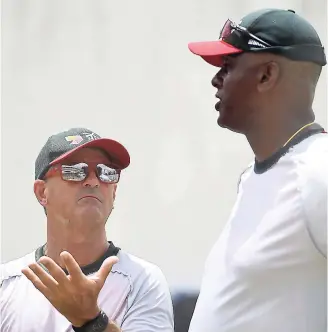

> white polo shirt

[
  {"left": 1, "top": 245, "right": 174, "bottom": 332},
  {"left": 189, "top": 132, "right": 327, "bottom": 332}
]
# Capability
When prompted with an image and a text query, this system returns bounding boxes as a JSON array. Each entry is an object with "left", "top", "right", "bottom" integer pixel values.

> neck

[
  {"left": 45, "top": 218, "right": 109, "bottom": 268},
  {"left": 246, "top": 114, "right": 315, "bottom": 162}
]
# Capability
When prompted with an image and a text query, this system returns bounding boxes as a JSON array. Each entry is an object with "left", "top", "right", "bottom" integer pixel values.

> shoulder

[
  {"left": 113, "top": 249, "right": 171, "bottom": 303},
  {"left": 293, "top": 132, "right": 328, "bottom": 162},
  {"left": 113, "top": 250, "right": 168, "bottom": 289},
  {"left": 236, "top": 162, "right": 254, "bottom": 192},
  {"left": 294, "top": 134, "right": 328, "bottom": 192},
  {"left": 1, "top": 251, "right": 35, "bottom": 285}
]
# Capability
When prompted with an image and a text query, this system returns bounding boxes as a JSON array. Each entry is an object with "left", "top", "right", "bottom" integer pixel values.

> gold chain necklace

[{"left": 283, "top": 122, "right": 314, "bottom": 147}]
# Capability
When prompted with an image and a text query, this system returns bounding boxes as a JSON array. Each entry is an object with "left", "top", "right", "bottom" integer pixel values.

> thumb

[{"left": 95, "top": 256, "right": 119, "bottom": 285}]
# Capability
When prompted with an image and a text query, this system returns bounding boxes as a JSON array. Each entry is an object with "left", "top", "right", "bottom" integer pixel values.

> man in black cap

[
  {"left": 187, "top": 8, "right": 327, "bottom": 332},
  {"left": 0, "top": 128, "right": 174, "bottom": 332}
]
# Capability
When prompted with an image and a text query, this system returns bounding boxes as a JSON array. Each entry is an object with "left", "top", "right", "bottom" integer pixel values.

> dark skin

[{"left": 212, "top": 52, "right": 321, "bottom": 161}]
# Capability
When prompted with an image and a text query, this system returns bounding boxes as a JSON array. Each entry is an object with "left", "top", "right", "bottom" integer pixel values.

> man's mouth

[
  {"left": 79, "top": 195, "right": 101, "bottom": 202},
  {"left": 215, "top": 92, "right": 222, "bottom": 111},
  {"left": 215, "top": 100, "right": 221, "bottom": 111}
]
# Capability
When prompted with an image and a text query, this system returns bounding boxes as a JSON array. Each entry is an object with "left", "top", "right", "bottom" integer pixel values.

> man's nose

[
  {"left": 211, "top": 70, "right": 224, "bottom": 89},
  {"left": 83, "top": 170, "right": 100, "bottom": 188}
]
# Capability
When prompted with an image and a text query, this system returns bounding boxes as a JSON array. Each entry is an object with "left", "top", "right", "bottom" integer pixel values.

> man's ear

[
  {"left": 257, "top": 61, "right": 280, "bottom": 93},
  {"left": 34, "top": 180, "right": 47, "bottom": 206}
]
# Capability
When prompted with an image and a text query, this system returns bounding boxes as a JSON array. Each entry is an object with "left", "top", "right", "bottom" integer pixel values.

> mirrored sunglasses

[{"left": 47, "top": 162, "right": 120, "bottom": 184}]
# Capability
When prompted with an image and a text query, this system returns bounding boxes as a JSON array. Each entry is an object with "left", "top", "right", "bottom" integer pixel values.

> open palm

[{"left": 22, "top": 251, "right": 118, "bottom": 327}]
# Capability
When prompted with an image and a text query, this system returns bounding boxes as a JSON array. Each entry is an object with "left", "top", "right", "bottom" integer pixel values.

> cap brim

[
  {"left": 188, "top": 40, "right": 242, "bottom": 66},
  {"left": 50, "top": 138, "right": 130, "bottom": 169}
]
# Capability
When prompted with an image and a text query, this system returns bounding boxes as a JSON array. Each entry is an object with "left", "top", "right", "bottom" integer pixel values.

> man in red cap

[
  {"left": 1, "top": 128, "right": 174, "bottom": 332},
  {"left": 188, "top": 8, "right": 327, "bottom": 332}
]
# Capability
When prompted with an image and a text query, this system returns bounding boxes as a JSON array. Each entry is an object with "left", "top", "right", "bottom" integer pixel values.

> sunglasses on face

[
  {"left": 47, "top": 162, "right": 121, "bottom": 184},
  {"left": 220, "top": 19, "right": 272, "bottom": 50}
]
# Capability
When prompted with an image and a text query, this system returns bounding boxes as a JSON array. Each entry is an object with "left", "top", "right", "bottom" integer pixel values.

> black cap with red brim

[
  {"left": 188, "top": 40, "right": 242, "bottom": 67},
  {"left": 188, "top": 8, "right": 327, "bottom": 67},
  {"left": 49, "top": 138, "right": 130, "bottom": 168},
  {"left": 35, "top": 128, "right": 130, "bottom": 180}
]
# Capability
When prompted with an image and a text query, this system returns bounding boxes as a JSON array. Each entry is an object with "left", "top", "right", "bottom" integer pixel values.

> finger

[
  {"left": 60, "top": 251, "right": 84, "bottom": 281},
  {"left": 38, "top": 256, "right": 69, "bottom": 285},
  {"left": 27, "top": 262, "right": 59, "bottom": 291},
  {"left": 95, "top": 256, "right": 119, "bottom": 286},
  {"left": 21, "top": 267, "right": 51, "bottom": 298}
]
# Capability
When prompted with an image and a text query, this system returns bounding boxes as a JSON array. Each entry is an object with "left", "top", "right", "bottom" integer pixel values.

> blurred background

[{"left": 1, "top": 0, "right": 327, "bottom": 330}]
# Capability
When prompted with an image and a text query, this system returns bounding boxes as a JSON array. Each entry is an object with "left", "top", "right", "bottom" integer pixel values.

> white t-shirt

[
  {"left": 0, "top": 247, "right": 174, "bottom": 332},
  {"left": 189, "top": 133, "right": 327, "bottom": 332}
]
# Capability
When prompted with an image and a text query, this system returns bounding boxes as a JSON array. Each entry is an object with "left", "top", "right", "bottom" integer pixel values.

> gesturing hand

[{"left": 22, "top": 251, "right": 118, "bottom": 327}]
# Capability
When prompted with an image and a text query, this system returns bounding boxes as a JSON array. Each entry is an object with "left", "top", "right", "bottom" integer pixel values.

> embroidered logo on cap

[
  {"left": 65, "top": 135, "right": 83, "bottom": 145},
  {"left": 82, "top": 132, "right": 100, "bottom": 141}
]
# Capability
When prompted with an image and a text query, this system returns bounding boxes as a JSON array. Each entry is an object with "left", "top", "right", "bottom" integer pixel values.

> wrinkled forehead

[{"left": 60, "top": 147, "right": 112, "bottom": 164}]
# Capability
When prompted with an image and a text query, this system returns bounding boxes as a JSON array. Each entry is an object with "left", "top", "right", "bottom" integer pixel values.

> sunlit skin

[
  {"left": 33, "top": 147, "right": 117, "bottom": 268},
  {"left": 21, "top": 147, "right": 121, "bottom": 330}
]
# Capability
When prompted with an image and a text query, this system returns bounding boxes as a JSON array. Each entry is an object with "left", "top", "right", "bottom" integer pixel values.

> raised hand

[{"left": 22, "top": 251, "right": 118, "bottom": 327}]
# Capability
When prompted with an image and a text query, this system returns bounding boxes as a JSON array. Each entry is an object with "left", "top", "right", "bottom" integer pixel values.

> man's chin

[
  {"left": 217, "top": 116, "right": 225, "bottom": 127},
  {"left": 217, "top": 113, "right": 228, "bottom": 128},
  {"left": 217, "top": 116, "right": 245, "bottom": 135},
  {"left": 75, "top": 208, "right": 104, "bottom": 223}
]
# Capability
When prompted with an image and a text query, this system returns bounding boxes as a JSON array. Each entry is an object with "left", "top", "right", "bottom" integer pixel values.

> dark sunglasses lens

[
  {"left": 61, "top": 163, "right": 88, "bottom": 181},
  {"left": 97, "top": 164, "right": 120, "bottom": 183}
]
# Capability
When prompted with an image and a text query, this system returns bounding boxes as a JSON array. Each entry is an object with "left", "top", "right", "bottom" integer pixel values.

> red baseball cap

[{"left": 188, "top": 40, "right": 242, "bottom": 67}]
